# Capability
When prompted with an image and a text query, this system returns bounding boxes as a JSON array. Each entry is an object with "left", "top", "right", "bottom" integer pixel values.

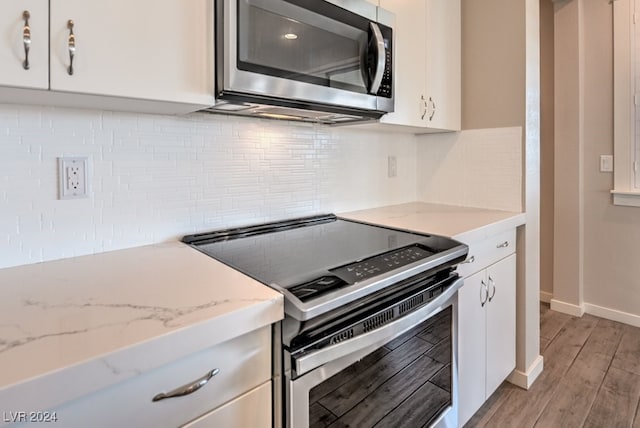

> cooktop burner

[{"left": 183, "top": 214, "right": 467, "bottom": 319}]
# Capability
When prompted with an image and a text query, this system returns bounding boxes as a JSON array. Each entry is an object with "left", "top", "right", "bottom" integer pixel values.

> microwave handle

[{"left": 369, "top": 22, "right": 386, "bottom": 95}]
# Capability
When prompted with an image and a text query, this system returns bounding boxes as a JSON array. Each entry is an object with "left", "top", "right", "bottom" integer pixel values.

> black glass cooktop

[{"left": 183, "top": 215, "right": 466, "bottom": 302}]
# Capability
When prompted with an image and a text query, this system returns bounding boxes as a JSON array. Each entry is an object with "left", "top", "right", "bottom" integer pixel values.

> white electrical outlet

[
  {"left": 58, "top": 157, "right": 89, "bottom": 199},
  {"left": 388, "top": 155, "right": 398, "bottom": 178}
]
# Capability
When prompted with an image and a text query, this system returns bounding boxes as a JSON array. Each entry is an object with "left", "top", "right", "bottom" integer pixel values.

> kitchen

[{"left": 0, "top": 0, "right": 639, "bottom": 427}]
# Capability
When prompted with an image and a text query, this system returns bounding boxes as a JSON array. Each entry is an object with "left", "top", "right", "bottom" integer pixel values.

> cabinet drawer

[
  {"left": 51, "top": 327, "right": 271, "bottom": 428},
  {"left": 182, "top": 381, "right": 271, "bottom": 428},
  {"left": 456, "top": 229, "right": 516, "bottom": 278}
]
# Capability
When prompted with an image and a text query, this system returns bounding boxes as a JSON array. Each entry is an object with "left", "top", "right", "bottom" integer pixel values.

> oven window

[
  {"left": 308, "top": 306, "right": 452, "bottom": 427},
  {"left": 237, "top": 0, "right": 370, "bottom": 94}
]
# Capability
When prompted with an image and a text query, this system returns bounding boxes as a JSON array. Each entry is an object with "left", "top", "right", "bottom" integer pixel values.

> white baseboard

[
  {"left": 539, "top": 291, "right": 553, "bottom": 304},
  {"left": 550, "top": 298, "right": 584, "bottom": 317},
  {"left": 507, "top": 355, "right": 544, "bottom": 390},
  {"left": 584, "top": 303, "right": 640, "bottom": 328}
]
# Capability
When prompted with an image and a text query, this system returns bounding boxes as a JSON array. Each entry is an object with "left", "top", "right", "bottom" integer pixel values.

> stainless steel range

[{"left": 183, "top": 215, "right": 468, "bottom": 428}]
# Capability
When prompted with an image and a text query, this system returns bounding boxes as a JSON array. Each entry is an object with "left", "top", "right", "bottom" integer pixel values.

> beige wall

[
  {"left": 462, "top": 0, "right": 526, "bottom": 129},
  {"left": 540, "top": 0, "right": 554, "bottom": 299},
  {"left": 553, "top": 0, "right": 640, "bottom": 323},
  {"left": 553, "top": 0, "right": 584, "bottom": 311},
  {"left": 582, "top": 1, "right": 640, "bottom": 319}
]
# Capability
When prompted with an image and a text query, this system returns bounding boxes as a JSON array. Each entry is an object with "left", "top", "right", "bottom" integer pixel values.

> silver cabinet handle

[
  {"left": 22, "top": 11, "right": 31, "bottom": 70},
  {"left": 460, "top": 255, "right": 475, "bottom": 265},
  {"left": 480, "top": 279, "right": 488, "bottom": 307},
  {"left": 497, "top": 241, "right": 510, "bottom": 248},
  {"left": 152, "top": 368, "right": 219, "bottom": 402},
  {"left": 428, "top": 97, "right": 436, "bottom": 121},
  {"left": 488, "top": 276, "right": 496, "bottom": 302},
  {"left": 420, "top": 95, "right": 428, "bottom": 120},
  {"left": 67, "top": 20, "right": 76, "bottom": 76}
]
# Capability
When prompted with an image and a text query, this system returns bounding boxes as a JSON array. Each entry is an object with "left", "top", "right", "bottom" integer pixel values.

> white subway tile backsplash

[
  {"left": 0, "top": 104, "right": 417, "bottom": 269},
  {"left": 416, "top": 127, "right": 523, "bottom": 212}
]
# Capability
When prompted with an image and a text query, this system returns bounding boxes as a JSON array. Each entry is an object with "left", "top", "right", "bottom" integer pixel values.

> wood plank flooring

[{"left": 466, "top": 303, "right": 640, "bottom": 428}]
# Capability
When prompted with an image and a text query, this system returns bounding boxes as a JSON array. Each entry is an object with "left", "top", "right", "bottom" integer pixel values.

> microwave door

[{"left": 221, "top": 0, "right": 385, "bottom": 113}]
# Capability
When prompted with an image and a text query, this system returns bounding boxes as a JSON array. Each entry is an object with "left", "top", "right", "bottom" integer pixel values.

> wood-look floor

[{"left": 466, "top": 303, "right": 640, "bottom": 428}]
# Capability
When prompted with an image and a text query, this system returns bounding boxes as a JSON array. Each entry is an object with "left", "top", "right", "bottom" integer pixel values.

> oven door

[
  {"left": 217, "top": 0, "right": 394, "bottom": 113},
  {"left": 284, "top": 276, "right": 461, "bottom": 428}
]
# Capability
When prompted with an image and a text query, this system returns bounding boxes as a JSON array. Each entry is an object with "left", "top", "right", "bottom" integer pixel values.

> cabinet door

[
  {"left": 379, "top": 0, "right": 427, "bottom": 128},
  {"left": 0, "top": 0, "right": 48, "bottom": 90},
  {"left": 49, "top": 0, "right": 214, "bottom": 106},
  {"left": 457, "top": 270, "right": 487, "bottom": 426},
  {"left": 485, "top": 254, "right": 516, "bottom": 397},
  {"left": 182, "top": 382, "right": 271, "bottom": 428},
  {"left": 424, "top": 0, "right": 461, "bottom": 131}
]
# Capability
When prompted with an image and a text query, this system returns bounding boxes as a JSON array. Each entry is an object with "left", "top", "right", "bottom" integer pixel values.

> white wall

[{"left": 0, "top": 105, "right": 417, "bottom": 270}]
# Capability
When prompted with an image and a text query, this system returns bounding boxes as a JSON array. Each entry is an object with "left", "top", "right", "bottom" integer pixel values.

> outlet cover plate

[
  {"left": 388, "top": 155, "right": 398, "bottom": 178},
  {"left": 58, "top": 157, "right": 89, "bottom": 199}
]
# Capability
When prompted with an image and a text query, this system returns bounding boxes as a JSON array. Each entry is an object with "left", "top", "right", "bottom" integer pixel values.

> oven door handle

[{"left": 292, "top": 277, "right": 463, "bottom": 377}]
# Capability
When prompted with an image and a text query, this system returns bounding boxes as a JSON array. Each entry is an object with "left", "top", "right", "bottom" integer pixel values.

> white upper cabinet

[
  {"left": 379, "top": 0, "right": 427, "bottom": 128},
  {"left": 379, "top": 0, "right": 460, "bottom": 132},
  {"left": 424, "top": 0, "right": 461, "bottom": 131},
  {"left": 0, "top": 1, "right": 214, "bottom": 113},
  {"left": 49, "top": 0, "right": 214, "bottom": 106},
  {"left": 0, "top": 0, "right": 49, "bottom": 90}
]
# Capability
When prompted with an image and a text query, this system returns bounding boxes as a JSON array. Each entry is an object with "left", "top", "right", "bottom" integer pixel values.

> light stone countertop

[
  {"left": 0, "top": 202, "right": 522, "bottom": 415},
  {"left": 0, "top": 242, "right": 283, "bottom": 415},
  {"left": 340, "top": 202, "right": 526, "bottom": 244}
]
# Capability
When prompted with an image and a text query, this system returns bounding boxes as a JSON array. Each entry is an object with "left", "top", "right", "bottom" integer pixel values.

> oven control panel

[
  {"left": 331, "top": 244, "right": 434, "bottom": 284},
  {"left": 288, "top": 244, "right": 434, "bottom": 302}
]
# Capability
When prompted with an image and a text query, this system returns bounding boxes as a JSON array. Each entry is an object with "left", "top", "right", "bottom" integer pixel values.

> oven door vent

[
  {"left": 329, "top": 329, "right": 355, "bottom": 345},
  {"left": 398, "top": 294, "right": 425, "bottom": 315},
  {"left": 363, "top": 308, "right": 394, "bottom": 332}
]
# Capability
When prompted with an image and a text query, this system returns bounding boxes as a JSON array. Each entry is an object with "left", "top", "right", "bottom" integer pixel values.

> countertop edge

[{"left": 0, "top": 294, "right": 284, "bottom": 414}]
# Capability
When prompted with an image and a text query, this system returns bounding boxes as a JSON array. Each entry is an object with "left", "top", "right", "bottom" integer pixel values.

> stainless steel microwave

[{"left": 205, "top": 0, "right": 394, "bottom": 124}]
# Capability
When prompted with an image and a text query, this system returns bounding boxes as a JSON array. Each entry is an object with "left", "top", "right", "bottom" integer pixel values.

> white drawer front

[
  {"left": 50, "top": 327, "right": 271, "bottom": 428},
  {"left": 182, "top": 381, "right": 271, "bottom": 428},
  {"left": 456, "top": 229, "right": 516, "bottom": 278}
]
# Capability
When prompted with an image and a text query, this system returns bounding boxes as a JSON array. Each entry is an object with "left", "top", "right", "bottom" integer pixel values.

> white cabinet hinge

[{"left": 634, "top": 161, "right": 639, "bottom": 172}]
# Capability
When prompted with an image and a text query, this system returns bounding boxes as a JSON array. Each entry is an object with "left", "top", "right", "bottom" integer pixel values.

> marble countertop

[
  {"left": 340, "top": 202, "right": 526, "bottom": 244},
  {"left": 0, "top": 202, "right": 523, "bottom": 415},
  {"left": 0, "top": 242, "right": 283, "bottom": 414}
]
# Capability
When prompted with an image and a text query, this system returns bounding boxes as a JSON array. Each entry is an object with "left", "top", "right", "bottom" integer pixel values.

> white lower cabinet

[
  {"left": 49, "top": 326, "right": 271, "bottom": 428},
  {"left": 457, "top": 234, "right": 516, "bottom": 426},
  {"left": 182, "top": 381, "right": 271, "bottom": 428}
]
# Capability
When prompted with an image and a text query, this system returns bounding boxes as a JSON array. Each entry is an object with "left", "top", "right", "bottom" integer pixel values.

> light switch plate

[
  {"left": 58, "top": 157, "right": 89, "bottom": 199},
  {"left": 600, "top": 155, "right": 613, "bottom": 172}
]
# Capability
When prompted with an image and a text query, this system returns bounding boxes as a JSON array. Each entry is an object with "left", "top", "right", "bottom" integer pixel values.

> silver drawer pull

[
  {"left": 496, "top": 241, "right": 510, "bottom": 249},
  {"left": 67, "top": 20, "right": 75, "bottom": 76},
  {"left": 460, "top": 255, "right": 475, "bottom": 264},
  {"left": 488, "top": 276, "right": 496, "bottom": 302},
  {"left": 480, "top": 280, "right": 488, "bottom": 307},
  {"left": 152, "top": 368, "right": 220, "bottom": 402},
  {"left": 22, "top": 11, "right": 31, "bottom": 70}
]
